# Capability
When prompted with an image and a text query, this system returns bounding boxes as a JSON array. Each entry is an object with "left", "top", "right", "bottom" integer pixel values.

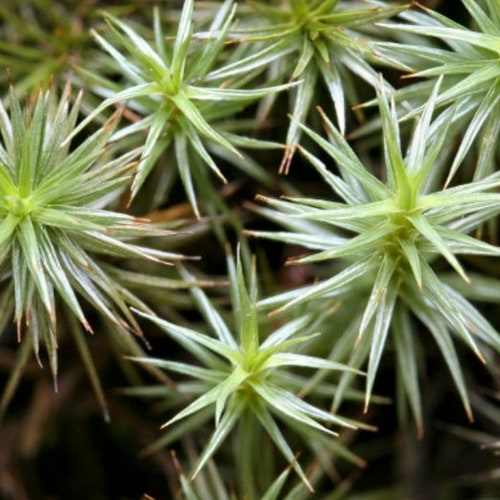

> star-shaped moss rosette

[
  {"left": 373, "top": 0, "right": 500, "bottom": 183},
  {"left": 128, "top": 250, "right": 371, "bottom": 493},
  {"left": 231, "top": 0, "right": 409, "bottom": 172},
  {"left": 0, "top": 84, "right": 185, "bottom": 417},
  {"left": 72, "top": 0, "right": 294, "bottom": 218},
  {"left": 249, "top": 79, "right": 500, "bottom": 431}
]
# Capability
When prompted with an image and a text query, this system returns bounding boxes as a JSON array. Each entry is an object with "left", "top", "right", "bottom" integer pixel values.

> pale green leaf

[
  {"left": 215, "top": 366, "right": 249, "bottom": 426},
  {"left": 407, "top": 214, "right": 468, "bottom": 282},
  {"left": 365, "top": 278, "right": 398, "bottom": 411},
  {"left": 133, "top": 309, "right": 236, "bottom": 362},
  {"left": 359, "top": 253, "right": 398, "bottom": 339},
  {"left": 411, "top": 297, "right": 473, "bottom": 420},
  {"left": 272, "top": 255, "right": 378, "bottom": 314},
  {"left": 178, "top": 265, "right": 237, "bottom": 348},
  {"left": 393, "top": 307, "right": 423, "bottom": 433},
  {"left": 191, "top": 398, "right": 242, "bottom": 478},
  {"left": 253, "top": 402, "right": 313, "bottom": 492}
]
